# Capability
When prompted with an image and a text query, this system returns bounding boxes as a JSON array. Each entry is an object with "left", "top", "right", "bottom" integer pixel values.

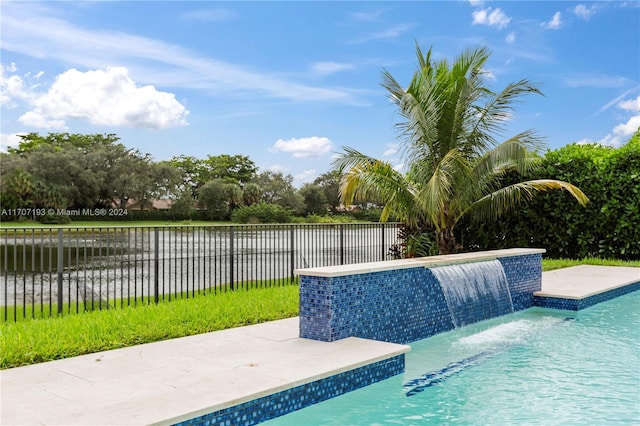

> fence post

[
  {"left": 340, "top": 224, "right": 345, "bottom": 265},
  {"left": 154, "top": 227, "right": 159, "bottom": 304},
  {"left": 381, "top": 223, "right": 385, "bottom": 261},
  {"left": 229, "top": 226, "right": 234, "bottom": 290},
  {"left": 57, "top": 229, "right": 63, "bottom": 314},
  {"left": 290, "top": 227, "right": 295, "bottom": 283}
]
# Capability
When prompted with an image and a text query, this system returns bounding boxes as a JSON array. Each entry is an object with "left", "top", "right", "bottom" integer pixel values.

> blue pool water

[{"left": 266, "top": 291, "right": 640, "bottom": 425}]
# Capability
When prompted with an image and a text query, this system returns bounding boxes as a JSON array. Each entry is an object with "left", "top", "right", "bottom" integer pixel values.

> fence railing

[{"left": 0, "top": 223, "right": 401, "bottom": 321}]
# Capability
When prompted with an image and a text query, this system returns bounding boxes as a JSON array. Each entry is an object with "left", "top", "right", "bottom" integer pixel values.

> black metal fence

[{"left": 0, "top": 223, "right": 401, "bottom": 321}]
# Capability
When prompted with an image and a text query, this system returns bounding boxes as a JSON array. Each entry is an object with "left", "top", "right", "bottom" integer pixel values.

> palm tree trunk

[{"left": 436, "top": 228, "right": 457, "bottom": 255}]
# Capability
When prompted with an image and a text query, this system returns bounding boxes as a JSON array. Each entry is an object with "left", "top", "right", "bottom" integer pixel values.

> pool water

[{"left": 266, "top": 291, "right": 640, "bottom": 425}]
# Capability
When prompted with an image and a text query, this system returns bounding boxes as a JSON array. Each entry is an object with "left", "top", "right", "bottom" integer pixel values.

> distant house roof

[{"left": 113, "top": 199, "right": 175, "bottom": 210}]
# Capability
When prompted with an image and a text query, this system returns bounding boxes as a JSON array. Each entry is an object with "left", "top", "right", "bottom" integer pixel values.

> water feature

[
  {"left": 298, "top": 249, "right": 544, "bottom": 344},
  {"left": 430, "top": 259, "right": 514, "bottom": 327}
]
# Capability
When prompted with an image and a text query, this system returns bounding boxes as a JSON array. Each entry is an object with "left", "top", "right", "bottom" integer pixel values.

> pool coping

[
  {"left": 293, "top": 248, "right": 546, "bottom": 277},
  {"left": 0, "top": 317, "right": 409, "bottom": 426},
  {"left": 534, "top": 265, "right": 640, "bottom": 300}
]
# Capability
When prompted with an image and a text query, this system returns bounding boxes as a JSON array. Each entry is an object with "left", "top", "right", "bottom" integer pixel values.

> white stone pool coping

[
  {"left": 534, "top": 264, "right": 640, "bottom": 300},
  {"left": 0, "top": 317, "right": 409, "bottom": 426},
  {"left": 294, "top": 248, "right": 546, "bottom": 277}
]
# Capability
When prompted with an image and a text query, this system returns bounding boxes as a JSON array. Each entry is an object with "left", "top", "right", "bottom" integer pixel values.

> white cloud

[
  {"left": 310, "top": 62, "right": 355, "bottom": 77},
  {"left": 350, "top": 23, "right": 413, "bottom": 44},
  {"left": 574, "top": 4, "right": 596, "bottom": 20},
  {"left": 543, "top": 12, "right": 563, "bottom": 30},
  {"left": 481, "top": 68, "right": 497, "bottom": 81},
  {"left": 382, "top": 142, "right": 400, "bottom": 157},
  {"left": 472, "top": 8, "right": 511, "bottom": 29},
  {"left": 272, "top": 136, "right": 333, "bottom": 158},
  {"left": 266, "top": 164, "right": 289, "bottom": 174},
  {"left": 17, "top": 67, "right": 189, "bottom": 130},
  {"left": 295, "top": 169, "right": 318, "bottom": 185},
  {"left": 618, "top": 96, "right": 640, "bottom": 112},
  {"left": 565, "top": 74, "right": 630, "bottom": 89},
  {"left": 351, "top": 10, "right": 384, "bottom": 22},
  {"left": 505, "top": 32, "right": 516, "bottom": 44},
  {"left": 468, "top": 0, "right": 484, "bottom": 6},
  {"left": 597, "top": 95, "right": 640, "bottom": 147},
  {"left": 18, "top": 111, "right": 68, "bottom": 130},
  {"left": 594, "top": 85, "right": 640, "bottom": 115},
  {"left": 1, "top": 2, "right": 361, "bottom": 105},
  {"left": 0, "top": 133, "right": 22, "bottom": 152},
  {"left": 0, "top": 63, "right": 42, "bottom": 106},
  {"left": 182, "top": 8, "right": 237, "bottom": 22},
  {"left": 612, "top": 115, "right": 640, "bottom": 137}
]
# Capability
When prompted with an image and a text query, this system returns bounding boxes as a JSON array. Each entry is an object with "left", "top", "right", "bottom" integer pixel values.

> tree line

[{"left": 0, "top": 132, "right": 355, "bottom": 223}]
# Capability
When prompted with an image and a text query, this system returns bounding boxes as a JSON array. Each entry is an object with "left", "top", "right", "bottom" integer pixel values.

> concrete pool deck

[
  {"left": 534, "top": 264, "right": 640, "bottom": 299},
  {"left": 0, "top": 317, "right": 409, "bottom": 426},
  {"left": 2, "top": 265, "right": 639, "bottom": 426}
]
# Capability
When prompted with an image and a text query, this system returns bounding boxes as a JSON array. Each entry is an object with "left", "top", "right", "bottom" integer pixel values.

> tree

[
  {"left": 300, "top": 183, "right": 328, "bottom": 215},
  {"left": 198, "top": 179, "right": 242, "bottom": 220},
  {"left": 313, "top": 170, "right": 342, "bottom": 212},
  {"left": 167, "top": 155, "right": 208, "bottom": 198},
  {"left": 7, "top": 132, "right": 119, "bottom": 155},
  {"left": 335, "top": 44, "right": 589, "bottom": 255},
  {"left": 2, "top": 133, "right": 120, "bottom": 209},
  {"left": 0, "top": 133, "right": 171, "bottom": 212},
  {"left": 242, "top": 182, "right": 262, "bottom": 206},
  {"left": 168, "top": 154, "right": 257, "bottom": 199},
  {"left": 203, "top": 154, "right": 257, "bottom": 186},
  {"left": 170, "top": 190, "right": 195, "bottom": 220},
  {"left": 253, "top": 171, "right": 295, "bottom": 204}
]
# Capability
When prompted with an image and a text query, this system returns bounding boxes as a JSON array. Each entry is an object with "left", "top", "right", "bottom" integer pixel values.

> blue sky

[{"left": 1, "top": 1, "right": 639, "bottom": 187}]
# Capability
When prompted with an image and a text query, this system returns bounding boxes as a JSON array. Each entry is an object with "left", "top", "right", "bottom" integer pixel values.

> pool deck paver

[
  {"left": 534, "top": 265, "right": 640, "bottom": 299},
  {"left": 1, "top": 265, "right": 639, "bottom": 426},
  {"left": 0, "top": 317, "right": 409, "bottom": 426}
]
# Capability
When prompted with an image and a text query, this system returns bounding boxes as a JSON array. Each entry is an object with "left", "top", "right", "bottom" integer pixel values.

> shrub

[
  {"left": 460, "top": 133, "right": 640, "bottom": 260},
  {"left": 231, "top": 202, "right": 292, "bottom": 224}
]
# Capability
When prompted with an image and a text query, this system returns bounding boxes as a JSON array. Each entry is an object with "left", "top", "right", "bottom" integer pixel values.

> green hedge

[
  {"left": 230, "top": 202, "right": 292, "bottom": 224},
  {"left": 460, "top": 134, "right": 640, "bottom": 260}
]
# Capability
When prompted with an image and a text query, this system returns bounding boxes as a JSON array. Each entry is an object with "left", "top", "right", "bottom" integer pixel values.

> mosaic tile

[
  {"left": 535, "top": 281, "right": 640, "bottom": 310},
  {"left": 299, "top": 253, "right": 543, "bottom": 345},
  {"left": 173, "top": 355, "right": 405, "bottom": 426}
]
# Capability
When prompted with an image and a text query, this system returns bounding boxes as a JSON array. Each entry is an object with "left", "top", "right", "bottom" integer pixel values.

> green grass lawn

[
  {"left": 0, "top": 285, "right": 299, "bottom": 369},
  {"left": 1, "top": 257, "right": 638, "bottom": 369},
  {"left": 542, "top": 257, "right": 640, "bottom": 271}
]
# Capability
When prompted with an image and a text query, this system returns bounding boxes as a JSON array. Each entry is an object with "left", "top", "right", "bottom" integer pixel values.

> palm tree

[{"left": 335, "top": 44, "right": 589, "bottom": 255}]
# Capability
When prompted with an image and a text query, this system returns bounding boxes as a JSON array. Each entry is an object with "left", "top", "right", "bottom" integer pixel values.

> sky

[{"left": 1, "top": 1, "right": 639, "bottom": 187}]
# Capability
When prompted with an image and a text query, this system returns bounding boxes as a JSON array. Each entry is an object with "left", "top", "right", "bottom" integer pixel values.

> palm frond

[
  {"left": 335, "top": 147, "right": 420, "bottom": 225},
  {"left": 463, "top": 179, "right": 589, "bottom": 223},
  {"left": 412, "top": 148, "right": 471, "bottom": 229},
  {"left": 469, "top": 79, "right": 544, "bottom": 151},
  {"left": 471, "top": 130, "right": 544, "bottom": 181}
]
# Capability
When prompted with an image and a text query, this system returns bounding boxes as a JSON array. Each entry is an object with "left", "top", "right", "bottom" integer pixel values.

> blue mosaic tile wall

[
  {"left": 535, "top": 280, "right": 640, "bottom": 310},
  {"left": 499, "top": 253, "right": 543, "bottom": 311},
  {"left": 299, "top": 267, "right": 454, "bottom": 344},
  {"left": 173, "top": 354, "right": 405, "bottom": 426},
  {"left": 300, "top": 254, "right": 543, "bottom": 345}
]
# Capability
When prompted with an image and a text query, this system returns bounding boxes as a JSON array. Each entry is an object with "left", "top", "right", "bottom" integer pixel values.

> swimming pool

[{"left": 266, "top": 290, "right": 640, "bottom": 425}]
